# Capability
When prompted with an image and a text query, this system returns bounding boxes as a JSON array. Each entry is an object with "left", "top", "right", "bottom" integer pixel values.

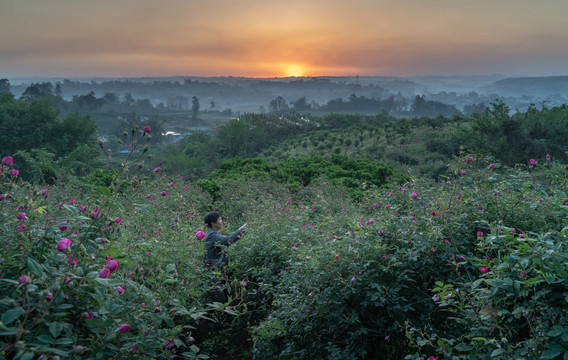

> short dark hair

[{"left": 204, "top": 211, "right": 221, "bottom": 227}]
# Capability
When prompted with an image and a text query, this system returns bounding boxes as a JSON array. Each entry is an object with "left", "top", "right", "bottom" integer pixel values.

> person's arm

[{"left": 210, "top": 229, "right": 242, "bottom": 246}]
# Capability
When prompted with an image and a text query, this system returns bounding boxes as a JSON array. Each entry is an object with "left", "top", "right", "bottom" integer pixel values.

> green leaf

[
  {"left": 36, "top": 334, "right": 55, "bottom": 344},
  {"left": 1, "top": 308, "right": 23, "bottom": 325},
  {"left": 541, "top": 349, "right": 562, "bottom": 359},
  {"left": 454, "top": 342, "right": 473, "bottom": 351},
  {"left": 49, "top": 322, "right": 63, "bottom": 338},
  {"left": 27, "top": 257, "right": 44, "bottom": 277},
  {"left": 166, "top": 263, "right": 176, "bottom": 273},
  {"left": 491, "top": 348, "right": 503, "bottom": 357},
  {"left": 0, "top": 329, "right": 19, "bottom": 336},
  {"left": 55, "top": 338, "right": 75, "bottom": 345},
  {"left": 98, "top": 186, "right": 111, "bottom": 196},
  {"left": 16, "top": 352, "right": 35, "bottom": 360},
  {"left": 44, "top": 347, "right": 72, "bottom": 356},
  {"left": 62, "top": 204, "right": 78, "bottom": 214}
]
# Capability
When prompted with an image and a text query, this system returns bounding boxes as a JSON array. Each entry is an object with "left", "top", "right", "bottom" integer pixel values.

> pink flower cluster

[
  {"left": 99, "top": 259, "right": 119, "bottom": 278},
  {"left": 1, "top": 156, "right": 19, "bottom": 176}
]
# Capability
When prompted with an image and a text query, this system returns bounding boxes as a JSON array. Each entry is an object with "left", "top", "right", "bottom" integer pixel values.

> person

[
  {"left": 203, "top": 211, "right": 247, "bottom": 302},
  {"left": 203, "top": 211, "right": 247, "bottom": 268}
]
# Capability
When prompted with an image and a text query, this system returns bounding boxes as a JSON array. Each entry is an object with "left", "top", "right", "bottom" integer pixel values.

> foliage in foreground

[{"left": 1, "top": 150, "right": 568, "bottom": 359}]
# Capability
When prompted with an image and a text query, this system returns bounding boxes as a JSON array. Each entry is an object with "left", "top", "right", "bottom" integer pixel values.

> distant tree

[
  {"left": 103, "top": 92, "right": 119, "bottom": 105},
  {"left": 167, "top": 95, "right": 189, "bottom": 110},
  {"left": 20, "top": 82, "right": 53, "bottom": 102},
  {"left": 192, "top": 96, "right": 200, "bottom": 121},
  {"left": 210, "top": 101, "right": 216, "bottom": 109},
  {"left": 292, "top": 97, "right": 311, "bottom": 111},
  {"left": 55, "top": 83, "right": 63, "bottom": 98},
  {"left": 123, "top": 92, "right": 135, "bottom": 106},
  {"left": 410, "top": 95, "right": 461, "bottom": 117},
  {"left": 0, "top": 79, "right": 11, "bottom": 94},
  {"left": 269, "top": 96, "right": 289, "bottom": 112},
  {"left": 135, "top": 98, "right": 154, "bottom": 112},
  {"left": 463, "top": 102, "right": 487, "bottom": 116},
  {"left": 72, "top": 91, "right": 104, "bottom": 113}
]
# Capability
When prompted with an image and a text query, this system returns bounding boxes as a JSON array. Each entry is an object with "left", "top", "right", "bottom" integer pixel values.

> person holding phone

[
  {"left": 203, "top": 211, "right": 247, "bottom": 268},
  {"left": 202, "top": 211, "right": 247, "bottom": 302}
]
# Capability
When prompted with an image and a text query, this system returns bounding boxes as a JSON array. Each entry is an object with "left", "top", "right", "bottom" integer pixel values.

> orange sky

[{"left": 2, "top": 0, "right": 568, "bottom": 78}]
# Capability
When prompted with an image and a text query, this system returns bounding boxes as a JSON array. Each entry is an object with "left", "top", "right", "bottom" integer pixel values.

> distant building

[{"left": 164, "top": 131, "right": 193, "bottom": 143}]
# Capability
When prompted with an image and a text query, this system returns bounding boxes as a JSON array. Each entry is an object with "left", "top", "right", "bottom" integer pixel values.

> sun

[{"left": 283, "top": 64, "right": 305, "bottom": 77}]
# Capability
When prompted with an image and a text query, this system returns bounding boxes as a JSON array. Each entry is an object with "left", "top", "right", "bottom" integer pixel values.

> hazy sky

[{"left": 2, "top": 0, "right": 568, "bottom": 78}]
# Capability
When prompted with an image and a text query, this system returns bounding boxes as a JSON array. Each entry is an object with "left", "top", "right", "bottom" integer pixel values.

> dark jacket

[{"left": 204, "top": 227, "right": 242, "bottom": 267}]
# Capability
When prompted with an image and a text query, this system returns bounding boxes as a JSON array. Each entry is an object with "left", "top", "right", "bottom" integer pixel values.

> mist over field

[{"left": 7, "top": 74, "right": 568, "bottom": 115}]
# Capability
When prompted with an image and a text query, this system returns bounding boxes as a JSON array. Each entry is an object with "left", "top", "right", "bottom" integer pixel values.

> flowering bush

[{"left": 0, "top": 134, "right": 212, "bottom": 359}]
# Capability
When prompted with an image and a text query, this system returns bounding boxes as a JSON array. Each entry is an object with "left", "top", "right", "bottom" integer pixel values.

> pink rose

[
  {"left": 67, "top": 257, "right": 77, "bottom": 266},
  {"left": 2, "top": 156, "right": 13, "bottom": 166},
  {"left": 9, "top": 169, "right": 19, "bottom": 176},
  {"left": 18, "top": 274, "right": 28, "bottom": 284},
  {"left": 40, "top": 189, "right": 48, "bottom": 195},
  {"left": 116, "top": 286, "right": 124, "bottom": 295},
  {"left": 528, "top": 159, "right": 536, "bottom": 165},
  {"left": 106, "top": 259, "right": 118, "bottom": 272},
  {"left": 479, "top": 266, "right": 489, "bottom": 273},
  {"left": 99, "top": 268, "right": 110, "bottom": 278},
  {"left": 82, "top": 312, "right": 93, "bottom": 319},
  {"left": 56, "top": 238, "right": 71, "bottom": 252},
  {"left": 411, "top": 192, "right": 417, "bottom": 199},
  {"left": 58, "top": 222, "right": 68, "bottom": 231},
  {"left": 118, "top": 324, "right": 131, "bottom": 333},
  {"left": 195, "top": 230, "right": 205, "bottom": 240},
  {"left": 142, "top": 126, "right": 151, "bottom": 134}
]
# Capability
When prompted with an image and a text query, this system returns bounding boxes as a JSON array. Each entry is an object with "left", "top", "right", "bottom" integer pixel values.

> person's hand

[{"left": 238, "top": 222, "right": 248, "bottom": 232}]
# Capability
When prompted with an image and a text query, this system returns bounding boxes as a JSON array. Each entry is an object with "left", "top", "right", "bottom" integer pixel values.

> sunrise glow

[
  {"left": 283, "top": 64, "right": 306, "bottom": 77},
  {"left": 1, "top": 0, "right": 568, "bottom": 78}
]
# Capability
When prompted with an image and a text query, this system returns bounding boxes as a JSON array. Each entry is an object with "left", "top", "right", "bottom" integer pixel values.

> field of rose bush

[{"left": 1, "top": 148, "right": 568, "bottom": 359}]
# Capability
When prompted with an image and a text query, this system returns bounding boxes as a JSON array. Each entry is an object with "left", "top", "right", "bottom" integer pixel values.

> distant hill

[{"left": 487, "top": 76, "right": 568, "bottom": 96}]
